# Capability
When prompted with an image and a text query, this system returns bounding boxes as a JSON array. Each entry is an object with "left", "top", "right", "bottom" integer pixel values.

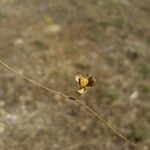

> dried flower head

[{"left": 75, "top": 72, "right": 96, "bottom": 95}]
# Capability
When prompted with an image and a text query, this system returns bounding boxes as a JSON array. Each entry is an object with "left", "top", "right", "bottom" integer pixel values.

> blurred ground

[{"left": 0, "top": 0, "right": 150, "bottom": 150}]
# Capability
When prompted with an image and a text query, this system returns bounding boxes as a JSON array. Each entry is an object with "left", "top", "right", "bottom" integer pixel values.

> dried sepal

[
  {"left": 75, "top": 72, "right": 82, "bottom": 83},
  {"left": 76, "top": 87, "right": 87, "bottom": 95}
]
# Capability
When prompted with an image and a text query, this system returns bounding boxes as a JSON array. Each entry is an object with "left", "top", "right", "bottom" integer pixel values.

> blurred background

[{"left": 0, "top": 0, "right": 149, "bottom": 149}]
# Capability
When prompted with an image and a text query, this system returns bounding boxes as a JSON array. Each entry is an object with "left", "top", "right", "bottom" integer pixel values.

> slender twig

[
  {"left": 0, "top": 59, "right": 71, "bottom": 100},
  {"left": 0, "top": 59, "right": 137, "bottom": 147},
  {"left": 77, "top": 99, "right": 137, "bottom": 147}
]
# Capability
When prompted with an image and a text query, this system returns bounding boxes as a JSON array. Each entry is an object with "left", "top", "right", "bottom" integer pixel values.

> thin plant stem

[
  {"left": 0, "top": 59, "right": 137, "bottom": 148},
  {"left": 77, "top": 99, "right": 137, "bottom": 147}
]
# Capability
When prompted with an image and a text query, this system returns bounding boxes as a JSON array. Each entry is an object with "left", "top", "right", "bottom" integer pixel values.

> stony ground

[{"left": 0, "top": 0, "right": 150, "bottom": 150}]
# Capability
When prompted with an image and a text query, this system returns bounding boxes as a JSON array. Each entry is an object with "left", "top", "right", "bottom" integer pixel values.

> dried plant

[
  {"left": 0, "top": 59, "right": 137, "bottom": 148},
  {"left": 75, "top": 72, "right": 96, "bottom": 95}
]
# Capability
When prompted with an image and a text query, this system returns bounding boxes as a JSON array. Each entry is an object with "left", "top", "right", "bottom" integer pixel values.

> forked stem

[{"left": 0, "top": 59, "right": 137, "bottom": 148}]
